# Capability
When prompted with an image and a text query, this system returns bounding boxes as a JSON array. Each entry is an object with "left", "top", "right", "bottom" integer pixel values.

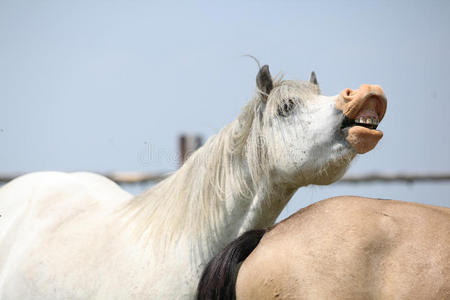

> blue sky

[{"left": 1, "top": 0, "right": 449, "bottom": 219}]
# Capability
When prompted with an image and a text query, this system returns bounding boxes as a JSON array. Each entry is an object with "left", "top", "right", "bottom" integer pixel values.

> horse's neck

[
  {"left": 125, "top": 122, "right": 294, "bottom": 260},
  {"left": 236, "top": 182, "right": 297, "bottom": 236}
]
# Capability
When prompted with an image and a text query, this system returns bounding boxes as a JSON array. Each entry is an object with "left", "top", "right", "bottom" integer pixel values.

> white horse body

[
  {"left": 0, "top": 172, "right": 205, "bottom": 298},
  {"left": 0, "top": 66, "right": 387, "bottom": 299},
  {"left": 0, "top": 169, "right": 284, "bottom": 298}
]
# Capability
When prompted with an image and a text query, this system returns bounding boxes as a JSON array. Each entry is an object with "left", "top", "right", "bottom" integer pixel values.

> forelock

[{"left": 265, "top": 80, "right": 320, "bottom": 112}]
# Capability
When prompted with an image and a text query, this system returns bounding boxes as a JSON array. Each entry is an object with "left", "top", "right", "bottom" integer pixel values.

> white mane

[{"left": 122, "top": 78, "right": 287, "bottom": 256}]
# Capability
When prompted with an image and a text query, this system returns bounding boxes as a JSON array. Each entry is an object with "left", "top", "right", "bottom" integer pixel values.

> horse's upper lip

[
  {"left": 350, "top": 93, "right": 387, "bottom": 122},
  {"left": 340, "top": 94, "right": 387, "bottom": 131},
  {"left": 340, "top": 95, "right": 385, "bottom": 132}
]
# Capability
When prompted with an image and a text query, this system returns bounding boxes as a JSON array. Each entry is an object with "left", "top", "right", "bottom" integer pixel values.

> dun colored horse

[{"left": 198, "top": 196, "right": 450, "bottom": 300}]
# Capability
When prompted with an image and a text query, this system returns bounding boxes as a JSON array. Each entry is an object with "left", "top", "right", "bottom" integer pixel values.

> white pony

[{"left": 0, "top": 65, "right": 387, "bottom": 299}]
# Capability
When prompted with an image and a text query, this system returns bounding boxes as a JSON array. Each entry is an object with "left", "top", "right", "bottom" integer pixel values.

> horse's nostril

[{"left": 346, "top": 89, "right": 351, "bottom": 96}]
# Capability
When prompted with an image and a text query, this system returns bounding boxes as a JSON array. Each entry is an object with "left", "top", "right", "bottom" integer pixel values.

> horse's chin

[{"left": 312, "top": 168, "right": 348, "bottom": 185}]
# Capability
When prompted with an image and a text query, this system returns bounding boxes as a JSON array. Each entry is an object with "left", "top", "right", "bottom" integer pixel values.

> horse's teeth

[{"left": 354, "top": 117, "right": 380, "bottom": 126}]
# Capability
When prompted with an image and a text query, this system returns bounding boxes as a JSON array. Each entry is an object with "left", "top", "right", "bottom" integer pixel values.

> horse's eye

[{"left": 277, "top": 99, "right": 296, "bottom": 117}]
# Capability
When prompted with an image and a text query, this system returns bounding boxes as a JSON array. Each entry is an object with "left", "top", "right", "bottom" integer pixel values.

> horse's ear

[
  {"left": 309, "top": 71, "right": 318, "bottom": 85},
  {"left": 256, "top": 65, "right": 273, "bottom": 102}
]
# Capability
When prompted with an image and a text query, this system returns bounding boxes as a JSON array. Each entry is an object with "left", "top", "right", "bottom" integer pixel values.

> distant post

[{"left": 179, "top": 134, "right": 203, "bottom": 167}]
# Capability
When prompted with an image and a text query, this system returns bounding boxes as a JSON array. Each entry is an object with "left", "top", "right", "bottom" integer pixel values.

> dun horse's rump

[{"left": 198, "top": 196, "right": 450, "bottom": 300}]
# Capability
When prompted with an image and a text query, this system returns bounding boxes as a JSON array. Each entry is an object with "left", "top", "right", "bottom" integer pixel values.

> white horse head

[{"left": 237, "top": 65, "right": 387, "bottom": 189}]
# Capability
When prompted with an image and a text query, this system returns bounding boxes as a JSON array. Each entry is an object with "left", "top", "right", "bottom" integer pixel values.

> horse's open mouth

[
  {"left": 340, "top": 95, "right": 384, "bottom": 132},
  {"left": 336, "top": 85, "right": 387, "bottom": 154},
  {"left": 341, "top": 116, "right": 379, "bottom": 130}
]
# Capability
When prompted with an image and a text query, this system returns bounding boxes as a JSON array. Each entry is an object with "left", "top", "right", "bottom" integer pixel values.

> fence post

[{"left": 179, "top": 134, "right": 203, "bottom": 167}]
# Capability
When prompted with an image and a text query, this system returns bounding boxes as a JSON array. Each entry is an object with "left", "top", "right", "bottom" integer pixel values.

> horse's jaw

[{"left": 307, "top": 152, "right": 355, "bottom": 185}]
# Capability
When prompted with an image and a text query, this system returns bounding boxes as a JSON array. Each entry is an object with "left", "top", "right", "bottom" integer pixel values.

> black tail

[{"left": 196, "top": 229, "right": 266, "bottom": 300}]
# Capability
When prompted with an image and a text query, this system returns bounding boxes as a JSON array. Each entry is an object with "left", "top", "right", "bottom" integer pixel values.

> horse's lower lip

[{"left": 345, "top": 126, "right": 383, "bottom": 154}]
